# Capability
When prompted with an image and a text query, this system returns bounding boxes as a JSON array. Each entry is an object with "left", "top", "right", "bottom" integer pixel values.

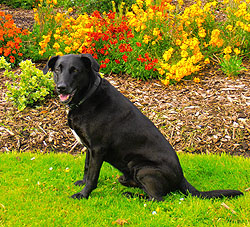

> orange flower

[
  {"left": 9, "top": 56, "right": 15, "bottom": 63},
  {"left": 0, "top": 12, "right": 27, "bottom": 64}
]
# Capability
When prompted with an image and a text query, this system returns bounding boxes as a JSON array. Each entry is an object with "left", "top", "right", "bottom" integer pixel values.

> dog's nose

[{"left": 57, "top": 82, "right": 67, "bottom": 93}]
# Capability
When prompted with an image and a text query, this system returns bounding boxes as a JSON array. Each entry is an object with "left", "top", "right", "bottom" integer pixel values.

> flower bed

[
  {"left": 1, "top": 0, "right": 249, "bottom": 83},
  {"left": 32, "top": 0, "right": 249, "bottom": 83}
]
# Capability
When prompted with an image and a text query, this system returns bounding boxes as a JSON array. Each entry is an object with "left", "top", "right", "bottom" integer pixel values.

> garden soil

[{"left": 0, "top": 5, "right": 249, "bottom": 156}]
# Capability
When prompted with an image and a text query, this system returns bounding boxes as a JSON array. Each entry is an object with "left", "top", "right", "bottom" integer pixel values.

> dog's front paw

[
  {"left": 71, "top": 192, "right": 88, "bottom": 200},
  {"left": 74, "top": 180, "right": 86, "bottom": 186}
]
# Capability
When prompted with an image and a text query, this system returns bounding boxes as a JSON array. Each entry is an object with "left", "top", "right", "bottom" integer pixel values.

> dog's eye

[
  {"left": 70, "top": 67, "right": 78, "bottom": 73},
  {"left": 55, "top": 67, "right": 60, "bottom": 73}
]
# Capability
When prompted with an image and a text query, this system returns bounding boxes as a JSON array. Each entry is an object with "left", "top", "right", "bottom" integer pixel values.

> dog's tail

[{"left": 179, "top": 177, "right": 243, "bottom": 199}]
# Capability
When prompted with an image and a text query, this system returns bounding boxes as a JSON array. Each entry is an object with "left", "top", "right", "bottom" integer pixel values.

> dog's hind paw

[{"left": 74, "top": 180, "right": 86, "bottom": 186}]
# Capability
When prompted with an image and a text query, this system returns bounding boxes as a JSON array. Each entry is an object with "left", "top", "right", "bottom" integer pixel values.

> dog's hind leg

[
  {"left": 136, "top": 168, "right": 172, "bottom": 201},
  {"left": 118, "top": 175, "right": 140, "bottom": 188},
  {"left": 74, "top": 149, "right": 89, "bottom": 186}
]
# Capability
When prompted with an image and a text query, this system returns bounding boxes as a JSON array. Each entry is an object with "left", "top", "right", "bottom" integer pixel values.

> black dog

[{"left": 43, "top": 54, "right": 243, "bottom": 201}]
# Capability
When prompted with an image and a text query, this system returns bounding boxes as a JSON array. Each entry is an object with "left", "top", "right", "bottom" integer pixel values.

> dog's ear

[
  {"left": 43, "top": 56, "right": 59, "bottom": 74},
  {"left": 81, "top": 54, "right": 100, "bottom": 72}
]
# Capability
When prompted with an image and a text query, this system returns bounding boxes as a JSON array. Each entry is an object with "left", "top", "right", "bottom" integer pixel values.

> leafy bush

[
  {"left": 5, "top": 59, "right": 54, "bottom": 111},
  {"left": 0, "top": 56, "right": 11, "bottom": 70},
  {"left": 1, "top": 0, "right": 37, "bottom": 9},
  {"left": 0, "top": 12, "right": 28, "bottom": 66}
]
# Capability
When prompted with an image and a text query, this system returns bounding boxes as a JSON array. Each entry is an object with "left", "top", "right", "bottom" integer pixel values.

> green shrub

[
  {"left": 220, "top": 55, "right": 246, "bottom": 77},
  {"left": 1, "top": 0, "right": 135, "bottom": 12},
  {"left": 0, "top": 56, "right": 11, "bottom": 70},
  {"left": 5, "top": 59, "right": 54, "bottom": 111},
  {"left": 1, "top": 0, "right": 37, "bottom": 9}
]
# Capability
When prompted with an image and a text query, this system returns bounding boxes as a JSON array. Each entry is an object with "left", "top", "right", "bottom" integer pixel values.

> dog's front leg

[
  {"left": 74, "top": 149, "right": 89, "bottom": 186},
  {"left": 71, "top": 149, "right": 103, "bottom": 199}
]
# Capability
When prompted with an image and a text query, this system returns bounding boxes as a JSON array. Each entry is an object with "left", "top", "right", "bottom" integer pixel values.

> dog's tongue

[{"left": 59, "top": 94, "right": 70, "bottom": 102}]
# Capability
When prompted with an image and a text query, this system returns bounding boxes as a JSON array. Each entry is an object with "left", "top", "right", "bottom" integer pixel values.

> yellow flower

[
  {"left": 224, "top": 54, "right": 231, "bottom": 61},
  {"left": 178, "top": 0, "right": 184, "bottom": 5},
  {"left": 143, "top": 35, "right": 151, "bottom": 44},
  {"left": 145, "top": 0, "right": 152, "bottom": 7},
  {"left": 180, "top": 43, "right": 188, "bottom": 50},
  {"left": 53, "top": 0, "right": 57, "bottom": 4},
  {"left": 64, "top": 46, "right": 71, "bottom": 53},
  {"left": 176, "top": 39, "right": 182, "bottom": 46},
  {"left": 163, "top": 48, "right": 174, "bottom": 62},
  {"left": 226, "top": 25, "right": 233, "bottom": 31},
  {"left": 198, "top": 28, "right": 206, "bottom": 38},
  {"left": 193, "top": 77, "right": 200, "bottom": 83},
  {"left": 181, "top": 50, "right": 189, "bottom": 58},
  {"left": 234, "top": 48, "right": 240, "bottom": 55},
  {"left": 160, "top": 62, "right": 171, "bottom": 70},
  {"left": 136, "top": 0, "right": 144, "bottom": 7},
  {"left": 54, "top": 34, "right": 60, "bottom": 40},
  {"left": 39, "top": 50, "right": 45, "bottom": 56},
  {"left": 53, "top": 42, "right": 60, "bottom": 50},
  {"left": 157, "top": 68, "right": 165, "bottom": 75},
  {"left": 68, "top": 7, "right": 73, "bottom": 13},
  {"left": 204, "top": 58, "right": 210, "bottom": 64},
  {"left": 56, "top": 52, "right": 63, "bottom": 56},
  {"left": 223, "top": 46, "right": 232, "bottom": 54},
  {"left": 217, "top": 39, "right": 224, "bottom": 48},
  {"left": 153, "top": 28, "right": 160, "bottom": 37},
  {"left": 161, "top": 78, "right": 170, "bottom": 86}
]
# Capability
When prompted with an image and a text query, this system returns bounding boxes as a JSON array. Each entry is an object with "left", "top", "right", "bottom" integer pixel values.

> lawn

[{"left": 0, "top": 152, "right": 249, "bottom": 226}]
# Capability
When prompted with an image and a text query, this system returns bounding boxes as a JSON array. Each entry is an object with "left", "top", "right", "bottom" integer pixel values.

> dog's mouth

[{"left": 59, "top": 90, "right": 76, "bottom": 104}]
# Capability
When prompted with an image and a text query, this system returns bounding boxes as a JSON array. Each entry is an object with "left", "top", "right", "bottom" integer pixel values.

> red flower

[
  {"left": 137, "top": 55, "right": 145, "bottom": 62},
  {"left": 115, "top": 59, "right": 120, "bottom": 64},
  {"left": 104, "top": 58, "right": 110, "bottom": 63},
  {"left": 144, "top": 53, "right": 151, "bottom": 61},
  {"left": 136, "top": 42, "right": 142, "bottom": 47},
  {"left": 145, "top": 63, "right": 154, "bottom": 70},
  {"left": 110, "top": 39, "right": 118, "bottom": 45},
  {"left": 107, "top": 11, "right": 116, "bottom": 20},
  {"left": 122, "top": 54, "right": 128, "bottom": 62},
  {"left": 100, "top": 64, "right": 107, "bottom": 69},
  {"left": 91, "top": 10, "right": 102, "bottom": 19}
]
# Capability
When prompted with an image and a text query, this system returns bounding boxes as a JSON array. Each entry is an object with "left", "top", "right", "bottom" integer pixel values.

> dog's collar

[{"left": 69, "top": 75, "right": 101, "bottom": 110}]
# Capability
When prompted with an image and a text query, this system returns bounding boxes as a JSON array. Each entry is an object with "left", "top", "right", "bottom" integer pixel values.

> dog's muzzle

[{"left": 58, "top": 90, "right": 76, "bottom": 104}]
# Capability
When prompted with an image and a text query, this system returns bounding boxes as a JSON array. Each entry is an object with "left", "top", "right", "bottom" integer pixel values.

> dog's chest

[
  {"left": 67, "top": 109, "right": 83, "bottom": 145},
  {"left": 71, "top": 129, "right": 82, "bottom": 145}
]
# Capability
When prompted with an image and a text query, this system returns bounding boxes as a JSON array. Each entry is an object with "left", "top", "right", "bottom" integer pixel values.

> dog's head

[{"left": 43, "top": 54, "right": 100, "bottom": 105}]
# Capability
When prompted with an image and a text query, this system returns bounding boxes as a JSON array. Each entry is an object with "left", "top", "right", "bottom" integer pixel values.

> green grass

[{"left": 0, "top": 152, "right": 249, "bottom": 226}]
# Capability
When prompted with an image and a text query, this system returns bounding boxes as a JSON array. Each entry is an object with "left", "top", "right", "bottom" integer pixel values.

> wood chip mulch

[{"left": 0, "top": 5, "right": 249, "bottom": 156}]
